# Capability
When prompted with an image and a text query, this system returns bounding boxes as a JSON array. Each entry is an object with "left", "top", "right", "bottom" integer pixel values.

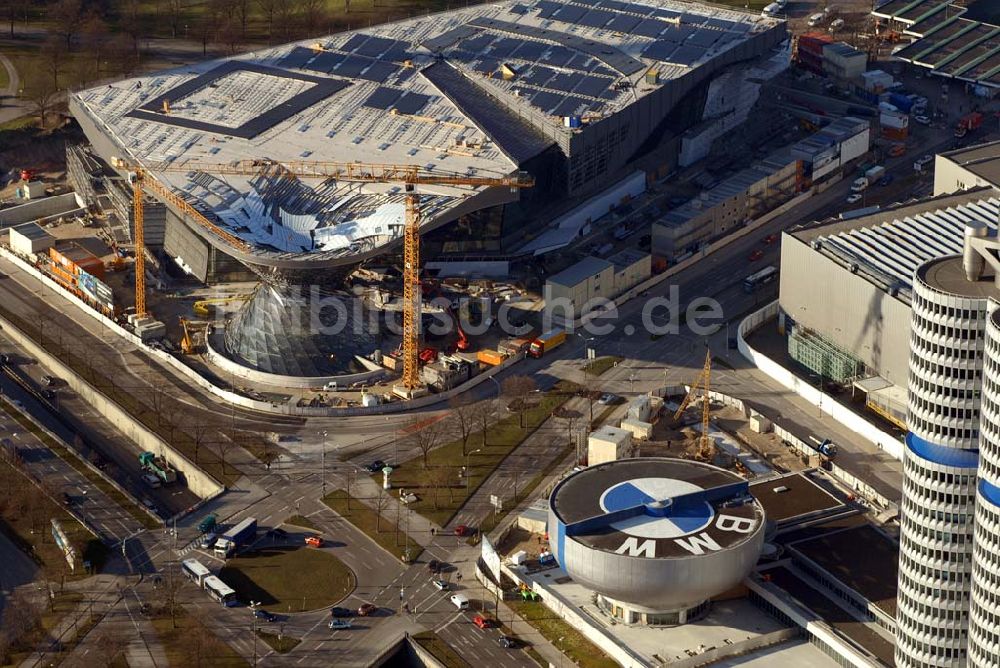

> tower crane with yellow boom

[
  {"left": 124, "top": 159, "right": 534, "bottom": 391},
  {"left": 673, "top": 351, "right": 715, "bottom": 461}
]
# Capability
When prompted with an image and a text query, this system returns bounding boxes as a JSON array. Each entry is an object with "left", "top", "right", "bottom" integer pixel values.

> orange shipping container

[{"left": 477, "top": 349, "right": 506, "bottom": 366}]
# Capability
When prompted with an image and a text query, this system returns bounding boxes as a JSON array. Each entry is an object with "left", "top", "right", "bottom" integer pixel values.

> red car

[
  {"left": 454, "top": 525, "right": 471, "bottom": 537},
  {"left": 473, "top": 615, "right": 493, "bottom": 629},
  {"left": 357, "top": 603, "right": 378, "bottom": 617},
  {"left": 762, "top": 234, "right": 778, "bottom": 245},
  {"left": 748, "top": 249, "right": 764, "bottom": 262},
  {"left": 305, "top": 536, "right": 323, "bottom": 548}
]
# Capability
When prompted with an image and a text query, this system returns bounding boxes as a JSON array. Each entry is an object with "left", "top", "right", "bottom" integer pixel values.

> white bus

[
  {"left": 203, "top": 575, "right": 237, "bottom": 607},
  {"left": 181, "top": 558, "right": 212, "bottom": 587},
  {"left": 744, "top": 266, "right": 779, "bottom": 293}
]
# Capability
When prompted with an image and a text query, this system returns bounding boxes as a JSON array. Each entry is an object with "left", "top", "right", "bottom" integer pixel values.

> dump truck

[
  {"left": 213, "top": 517, "right": 257, "bottom": 558},
  {"left": 528, "top": 329, "right": 567, "bottom": 358},
  {"left": 498, "top": 337, "right": 532, "bottom": 356},
  {"left": 955, "top": 111, "right": 983, "bottom": 138},
  {"left": 138, "top": 451, "right": 177, "bottom": 484},
  {"left": 477, "top": 349, "right": 506, "bottom": 366}
]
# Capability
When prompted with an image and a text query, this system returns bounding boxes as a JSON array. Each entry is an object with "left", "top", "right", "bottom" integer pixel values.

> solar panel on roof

[
  {"left": 396, "top": 67, "right": 416, "bottom": 83},
  {"left": 304, "top": 51, "right": 342, "bottom": 74},
  {"left": 659, "top": 26, "right": 686, "bottom": 43},
  {"left": 578, "top": 9, "right": 615, "bottom": 28},
  {"left": 553, "top": 96, "right": 589, "bottom": 117},
  {"left": 393, "top": 92, "right": 431, "bottom": 115},
  {"left": 541, "top": 46, "right": 575, "bottom": 67},
  {"left": 688, "top": 30, "right": 720, "bottom": 48},
  {"left": 600, "top": 0, "right": 628, "bottom": 10},
  {"left": 356, "top": 35, "right": 395, "bottom": 58},
  {"left": 654, "top": 8, "right": 682, "bottom": 20},
  {"left": 471, "top": 58, "right": 499, "bottom": 75},
  {"left": 642, "top": 40, "right": 677, "bottom": 61},
  {"left": 573, "top": 75, "right": 611, "bottom": 98},
  {"left": 606, "top": 14, "right": 641, "bottom": 33},
  {"left": 705, "top": 17, "right": 737, "bottom": 31},
  {"left": 460, "top": 34, "right": 495, "bottom": 52},
  {"left": 510, "top": 4, "right": 529, "bottom": 14},
  {"left": 489, "top": 38, "right": 520, "bottom": 59},
  {"left": 671, "top": 45, "right": 706, "bottom": 65},
  {"left": 573, "top": 0, "right": 603, "bottom": 6},
  {"left": 513, "top": 41, "right": 548, "bottom": 61},
  {"left": 536, "top": 0, "right": 561, "bottom": 18},
  {"left": 633, "top": 18, "right": 666, "bottom": 38},
  {"left": 547, "top": 72, "right": 581, "bottom": 93},
  {"left": 278, "top": 47, "right": 316, "bottom": 70},
  {"left": 383, "top": 43, "right": 410, "bottom": 62},
  {"left": 363, "top": 86, "right": 403, "bottom": 110},
  {"left": 342, "top": 34, "right": 369, "bottom": 52},
  {"left": 359, "top": 60, "right": 399, "bottom": 82},
  {"left": 335, "top": 55, "right": 373, "bottom": 77},
  {"left": 422, "top": 25, "right": 478, "bottom": 51},
  {"left": 552, "top": 4, "right": 588, "bottom": 23},
  {"left": 524, "top": 66, "right": 558, "bottom": 86},
  {"left": 528, "top": 90, "right": 563, "bottom": 113}
]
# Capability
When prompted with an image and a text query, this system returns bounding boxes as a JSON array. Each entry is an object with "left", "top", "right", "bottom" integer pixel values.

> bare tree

[
  {"left": 274, "top": 1, "right": 297, "bottom": 41},
  {"left": 182, "top": 624, "right": 228, "bottom": 668},
  {"left": 404, "top": 417, "right": 446, "bottom": 469},
  {"left": 159, "top": 561, "right": 183, "bottom": 628},
  {"left": 476, "top": 400, "right": 495, "bottom": 448},
  {"left": 39, "top": 36, "right": 65, "bottom": 93},
  {"left": 192, "top": 424, "right": 210, "bottom": 464},
  {"left": 447, "top": 396, "right": 477, "bottom": 456},
  {"left": 0, "top": 588, "right": 42, "bottom": 651},
  {"left": 256, "top": 0, "right": 280, "bottom": 43},
  {"left": 373, "top": 486, "right": 389, "bottom": 533},
  {"left": 48, "top": 0, "right": 81, "bottom": 49},
  {"left": 166, "top": 0, "right": 183, "bottom": 38},
  {"left": 217, "top": 430, "right": 236, "bottom": 475},
  {"left": 299, "top": 0, "right": 327, "bottom": 34},
  {"left": 502, "top": 375, "right": 538, "bottom": 429},
  {"left": 554, "top": 407, "right": 583, "bottom": 465}
]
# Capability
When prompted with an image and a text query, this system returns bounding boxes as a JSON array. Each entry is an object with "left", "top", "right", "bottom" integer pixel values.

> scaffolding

[{"left": 788, "top": 326, "right": 863, "bottom": 383}]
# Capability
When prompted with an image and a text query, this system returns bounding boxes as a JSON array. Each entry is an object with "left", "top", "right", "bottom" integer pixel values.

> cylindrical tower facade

[
  {"left": 897, "top": 256, "right": 986, "bottom": 668},
  {"left": 968, "top": 307, "right": 1000, "bottom": 667}
]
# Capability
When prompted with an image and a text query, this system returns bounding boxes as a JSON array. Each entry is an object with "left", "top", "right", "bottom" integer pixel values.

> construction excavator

[
  {"left": 673, "top": 351, "right": 715, "bottom": 462},
  {"left": 193, "top": 294, "right": 251, "bottom": 317},
  {"left": 121, "top": 159, "right": 534, "bottom": 392}
]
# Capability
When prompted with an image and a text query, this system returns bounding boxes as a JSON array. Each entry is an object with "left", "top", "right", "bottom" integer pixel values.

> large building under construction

[{"left": 69, "top": 0, "right": 787, "bottom": 376}]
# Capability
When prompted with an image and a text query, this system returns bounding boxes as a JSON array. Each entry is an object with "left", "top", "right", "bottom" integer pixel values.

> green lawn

[
  {"left": 583, "top": 356, "right": 622, "bottom": 376},
  {"left": 323, "top": 489, "right": 422, "bottom": 563},
  {"left": 255, "top": 629, "right": 300, "bottom": 654},
  {"left": 218, "top": 546, "right": 354, "bottom": 613},
  {"left": 283, "top": 515, "right": 318, "bottom": 532},
  {"left": 373, "top": 382, "right": 577, "bottom": 528},
  {"left": 151, "top": 608, "right": 248, "bottom": 667},
  {"left": 507, "top": 599, "right": 618, "bottom": 668},
  {"left": 411, "top": 631, "right": 471, "bottom": 668}
]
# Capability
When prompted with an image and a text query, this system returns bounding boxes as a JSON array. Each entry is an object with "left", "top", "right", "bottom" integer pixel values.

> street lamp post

[
  {"left": 249, "top": 600, "right": 260, "bottom": 666},
  {"left": 320, "top": 431, "right": 328, "bottom": 497},
  {"left": 465, "top": 448, "right": 482, "bottom": 489}
]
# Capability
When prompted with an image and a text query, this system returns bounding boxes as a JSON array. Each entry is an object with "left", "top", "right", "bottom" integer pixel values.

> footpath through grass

[
  {"left": 375, "top": 381, "right": 578, "bottom": 528},
  {"left": 218, "top": 545, "right": 354, "bottom": 613},
  {"left": 507, "top": 599, "right": 618, "bottom": 668},
  {"left": 323, "top": 489, "right": 422, "bottom": 562}
]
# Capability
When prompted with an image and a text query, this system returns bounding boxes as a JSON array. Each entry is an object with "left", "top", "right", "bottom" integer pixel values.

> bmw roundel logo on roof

[{"left": 599, "top": 478, "right": 715, "bottom": 539}]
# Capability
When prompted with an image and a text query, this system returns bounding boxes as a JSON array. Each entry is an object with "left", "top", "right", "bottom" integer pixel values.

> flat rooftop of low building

[
  {"left": 11, "top": 222, "right": 54, "bottom": 241},
  {"left": 789, "top": 523, "right": 898, "bottom": 618},
  {"left": 789, "top": 187, "right": 1000, "bottom": 304},
  {"left": 749, "top": 472, "right": 845, "bottom": 523},
  {"left": 763, "top": 565, "right": 896, "bottom": 666},
  {"left": 546, "top": 255, "right": 613, "bottom": 286},
  {"left": 607, "top": 248, "right": 649, "bottom": 271},
  {"left": 940, "top": 139, "right": 1000, "bottom": 188}
]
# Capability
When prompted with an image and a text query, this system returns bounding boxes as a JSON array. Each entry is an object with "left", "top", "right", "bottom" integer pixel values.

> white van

[
  {"left": 761, "top": 2, "right": 781, "bottom": 17},
  {"left": 829, "top": 18, "right": 845, "bottom": 31},
  {"left": 450, "top": 594, "right": 470, "bottom": 610},
  {"left": 807, "top": 12, "right": 825, "bottom": 26}
]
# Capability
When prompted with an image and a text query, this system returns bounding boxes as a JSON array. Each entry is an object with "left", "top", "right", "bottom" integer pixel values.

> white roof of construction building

[{"left": 72, "top": 0, "right": 778, "bottom": 262}]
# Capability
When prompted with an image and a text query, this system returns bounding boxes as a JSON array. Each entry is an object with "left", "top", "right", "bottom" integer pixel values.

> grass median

[
  {"left": 218, "top": 545, "right": 354, "bottom": 613},
  {"left": 323, "top": 489, "right": 422, "bottom": 563},
  {"left": 507, "top": 599, "right": 618, "bottom": 668},
  {"left": 373, "top": 381, "right": 577, "bottom": 528},
  {"left": 256, "top": 629, "right": 301, "bottom": 653},
  {"left": 151, "top": 607, "right": 247, "bottom": 667},
  {"left": 583, "top": 356, "right": 623, "bottom": 376}
]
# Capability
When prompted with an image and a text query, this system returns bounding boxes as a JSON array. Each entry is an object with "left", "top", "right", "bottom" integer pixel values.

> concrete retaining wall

[
  {"left": 0, "top": 193, "right": 84, "bottom": 226},
  {"left": 0, "top": 244, "right": 524, "bottom": 417},
  {"left": 737, "top": 301, "right": 903, "bottom": 461},
  {"left": 204, "top": 329, "right": 386, "bottom": 389},
  {"left": 0, "top": 310, "right": 224, "bottom": 499}
]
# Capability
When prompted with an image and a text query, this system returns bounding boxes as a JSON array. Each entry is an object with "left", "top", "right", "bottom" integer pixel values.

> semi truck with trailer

[
  {"left": 528, "top": 329, "right": 567, "bottom": 358},
  {"left": 213, "top": 517, "right": 257, "bottom": 558}
]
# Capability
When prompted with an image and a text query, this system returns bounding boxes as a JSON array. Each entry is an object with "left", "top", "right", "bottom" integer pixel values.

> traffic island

[
  {"left": 218, "top": 545, "right": 355, "bottom": 613},
  {"left": 323, "top": 489, "right": 422, "bottom": 562},
  {"left": 255, "top": 629, "right": 301, "bottom": 654}
]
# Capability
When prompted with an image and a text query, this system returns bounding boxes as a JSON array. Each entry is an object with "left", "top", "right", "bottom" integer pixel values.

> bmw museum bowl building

[{"left": 548, "top": 458, "right": 766, "bottom": 625}]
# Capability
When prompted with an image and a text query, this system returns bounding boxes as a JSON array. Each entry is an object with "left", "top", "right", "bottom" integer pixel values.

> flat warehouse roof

[
  {"left": 789, "top": 524, "right": 899, "bottom": 617},
  {"left": 749, "top": 472, "right": 844, "bottom": 523}
]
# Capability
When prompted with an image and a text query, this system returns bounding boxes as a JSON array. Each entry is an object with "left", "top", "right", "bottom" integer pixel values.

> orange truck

[
  {"left": 528, "top": 329, "right": 567, "bottom": 358},
  {"left": 477, "top": 349, "right": 506, "bottom": 366}
]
